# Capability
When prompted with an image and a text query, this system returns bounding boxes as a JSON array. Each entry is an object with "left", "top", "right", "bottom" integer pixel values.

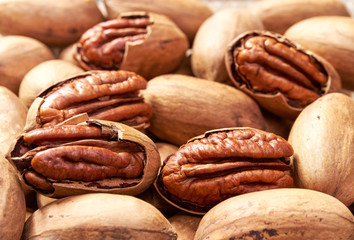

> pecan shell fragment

[
  {"left": 7, "top": 120, "right": 160, "bottom": 198},
  {"left": 225, "top": 31, "right": 341, "bottom": 119},
  {"left": 155, "top": 127, "right": 294, "bottom": 214},
  {"left": 26, "top": 70, "right": 153, "bottom": 131}
]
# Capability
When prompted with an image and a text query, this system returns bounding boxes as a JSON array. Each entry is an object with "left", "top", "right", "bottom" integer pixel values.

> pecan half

[
  {"left": 74, "top": 12, "right": 189, "bottom": 79},
  {"left": 26, "top": 70, "right": 153, "bottom": 131},
  {"left": 7, "top": 120, "right": 160, "bottom": 198},
  {"left": 75, "top": 14, "right": 152, "bottom": 70},
  {"left": 225, "top": 31, "right": 341, "bottom": 119},
  {"left": 155, "top": 127, "right": 293, "bottom": 214}
]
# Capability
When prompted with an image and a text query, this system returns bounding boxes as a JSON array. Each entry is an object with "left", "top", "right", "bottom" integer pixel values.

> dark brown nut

[
  {"left": 225, "top": 31, "right": 341, "bottom": 119},
  {"left": 74, "top": 11, "right": 189, "bottom": 79},
  {"left": 155, "top": 127, "right": 294, "bottom": 214},
  {"left": 6, "top": 120, "right": 160, "bottom": 198},
  {"left": 25, "top": 70, "right": 153, "bottom": 131}
]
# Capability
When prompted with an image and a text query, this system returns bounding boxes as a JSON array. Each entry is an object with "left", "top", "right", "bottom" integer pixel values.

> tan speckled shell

[
  {"left": 288, "top": 93, "right": 354, "bottom": 206},
  {"left": 22, "top": 193, "right": 177, "bottom": 240},
  {"left": 0, "top": 155, "right": 26, "bottom": 240},
  {"left": 195, "top": 188, "right": 354, "bottom": 240}
]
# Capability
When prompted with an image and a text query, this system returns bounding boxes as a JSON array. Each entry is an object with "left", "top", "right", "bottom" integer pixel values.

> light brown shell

[
  {"left": 0, "top": 35, "right": 54, "bottom": 94},
  {"left": 225, "top": 31, "right": 342, "bottom": 120},
  {"left": 285, "top": 16, "right": 354, "bottom": 90},
  {"left": 22, "top": 193, "right": 177, "bottom": 240},
  {"left": 168, "top": 212, "right": 202, "bottom": 240},
  {"left": 142, "top": 74, "right": 266, "bottom": 146},
  {"left": 195, "top": 188, "right": 354, "bottom": 240},
  {"left": 191, "top": 8, "right": 264, "bottom": 84},
  {"left": 19, "top": 59, "right": 84, "bottom": 108},
  {"left": 0, "top": 86, "right": 28, "bottom": 156},
  {"left": 0, "top": 0, "right": 104, "bottom": 46},
  {"left": 104, "top": 0, "right": 213, "bottom": 42},
  {"left": 115, "top": 12, "right": 189, "bottom": 80},
  {"left": 8, "top": 119, "right": 161, "bottom": 198},
  {"left": 0, "top": 155, "right": 26, "bottom": 240},
  {"left": 251, "top": 0, "right": 350, "bottom": 34},
  {"left": 288, "top": 93, "right": 354, "bottom": 206}
]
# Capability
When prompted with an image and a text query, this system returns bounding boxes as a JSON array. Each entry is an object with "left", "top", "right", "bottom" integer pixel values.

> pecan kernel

[
  {"left": 231, "top": 32, "right": 328, "bottom": 108},
  {"left": 75, "top": 15, "right": 152, "bottom": 70},
  {"left": 36, "top": 70, "right": 153, "bottom": 129},
  {"left": 157, "top": 128, "right": 294, "bottom": 213},
  {"left": 15, "top": 124, "right": 145, "bottom": 193}
]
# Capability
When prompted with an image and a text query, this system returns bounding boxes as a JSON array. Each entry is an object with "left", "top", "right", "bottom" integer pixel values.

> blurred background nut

[
  {"left": 104, "top": 0, "right": 213, "bottom": 42},
  {"left": 142, "top": 74, "right": 266, "bottom": 146},
  {"left": 74, "top": 11, "right": 189, "bottom": 80},
  {"left": 0, "top": 0, "right": 104, "bottom": 46},
  {"left": 0, "top": 155, "right": 26, "bottom": 240},
  {"left": 19, "top": 60, "right": 84, "bottom": 108},
  {"left": 0, "top": 35, "right": 54, "bottom": 94},
  {"left": 0, "top": 86, "right": 27, "bottom": 156},
  {"left": 22, "top": 193, "right": 177, "bottom": 240},
  {"left": 285, "top": 16, "right": 354, "bottom": 90},
  {"left": 225, "top": 31, "right": 341, "bottom": 119},
  {"left": 251, "top": 0, "right": 351, "bottom": 34},
  {"left": 288, "top": 93, "right": 354, "bottom": 206},
  {"left": 194, "top": 188, "right": 354, "bottom": 240},
  {"left": 191, "top": 8, "right": 264, "bottom": 85}
]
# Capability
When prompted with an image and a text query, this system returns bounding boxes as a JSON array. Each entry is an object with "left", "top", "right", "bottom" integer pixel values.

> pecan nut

[
  {"left": 26, "top": 70, "right": 153, "bottom": 131},
  {"left": 225, "top": 31, "right": 341, "bottom": 119},
  {"left": 155, "top": 127, "right": 293, "bottom": 214},
  {"left": 74, "top": 11, "right": 189, "bottom": 79},
  {"left": 7, "top": 120, "right": 160, "bottom": 198}
]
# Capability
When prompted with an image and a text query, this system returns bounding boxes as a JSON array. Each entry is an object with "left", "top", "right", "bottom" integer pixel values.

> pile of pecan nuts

[{"left": 0, "top": 0, "right": 353, "bottom": 239}]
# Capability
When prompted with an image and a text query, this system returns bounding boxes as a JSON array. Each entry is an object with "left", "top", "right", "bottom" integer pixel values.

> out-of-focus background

[{"left": 201, "top": 0, "right": 354, "bottom": 16}]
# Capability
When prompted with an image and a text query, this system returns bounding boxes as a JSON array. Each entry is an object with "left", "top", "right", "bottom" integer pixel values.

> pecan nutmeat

[
  {"left": 75, "top": 14, "right": 152, "bottom": 70},
  {"left": 7, "top": 120, "right": 160, "bottom": 197},
  {"left": 155, "top": 127, "right": 294, "bottom": 214},
  {"left": 29, "top": 70, "right": 153, "bottom": 130},
  {"left": 225, "top": 31, "right": 341, "bottom": 119}
]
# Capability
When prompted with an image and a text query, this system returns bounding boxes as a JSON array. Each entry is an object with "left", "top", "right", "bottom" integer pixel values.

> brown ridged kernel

[
  {"left": 226, "top": 31, "right": 341, "bottom": 119},
  {"left": 7, "top": 120, "right": 160, "bottom": 198},
  {"left": 156, "top": 127, "right": 294, "bottom": 214},
  {"left": 27, "top": 70, "right": 153, "bottom": 131}
]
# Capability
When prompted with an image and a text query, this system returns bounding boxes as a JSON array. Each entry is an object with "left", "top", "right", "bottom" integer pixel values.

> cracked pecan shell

[
  {"left": 6, "top": 120, "right": 160, "bottom": 198},
  {"left": 25, "top": 70, "right": 153, "bottom": 131},
  {"left": 155, "top": 127, "right": 294, "bottom": 214},
  {"left": 74, "top": 11, "right": 189, "bottom": 79},
  {"left": 225, "top": 31, "right": 341, "bottom": 119}
]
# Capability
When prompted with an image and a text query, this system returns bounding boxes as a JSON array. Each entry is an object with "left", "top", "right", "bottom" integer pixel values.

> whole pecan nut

[
  {"left": 225, "top": 31, "right": 341, "bottom": 119},
  {"left": 74, "top": 11, "right": 189, "bottom": 79},
  {"left": 155, "top": 127, "right": 294, "bottom": 214},
  {"left": 7, "top": 120, "right": 160, "bottom": 198},
  {"left": 25, "top": 70, "right": 153, "bottom": 131}
]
